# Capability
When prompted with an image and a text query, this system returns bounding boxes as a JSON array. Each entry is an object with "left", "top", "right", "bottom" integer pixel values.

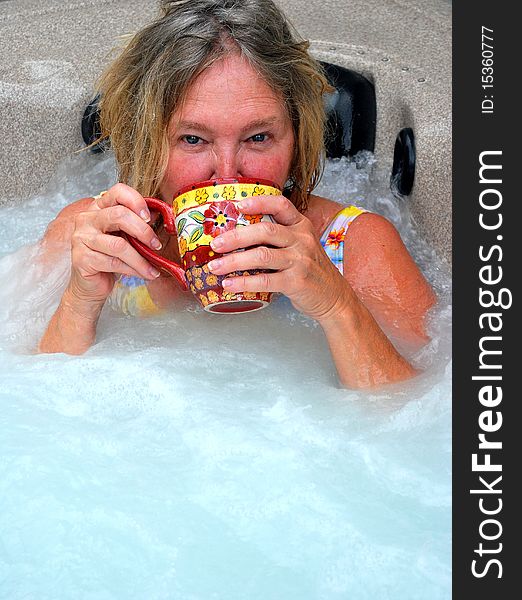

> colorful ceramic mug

[{"left": 126, "top": 177, "right": 281, "bottom": 314}]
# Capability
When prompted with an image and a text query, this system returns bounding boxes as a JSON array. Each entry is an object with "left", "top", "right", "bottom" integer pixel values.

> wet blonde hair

[{"left": 97, "top": 0, "right": 332, "bottom": 212}]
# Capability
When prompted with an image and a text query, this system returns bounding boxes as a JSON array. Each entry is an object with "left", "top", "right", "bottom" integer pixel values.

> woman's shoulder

[
  {"left": 307, "top": 192, "right": 419, "bottom": 276},
  {"left": 42, "top": 196, "right": 95, "bottom": 244},
  {"left": 343, "top": 210, "right": 435, "bottom": 305},
  {"left": 55, "top": 196, "right": 95, "bottom": 220}
]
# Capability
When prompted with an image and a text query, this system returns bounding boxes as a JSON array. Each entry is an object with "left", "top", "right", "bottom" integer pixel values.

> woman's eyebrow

[
  {"left": 239, "top": 117, "right": 279, "bottom": 134},
  {"left": 173, "top": 117, "right": 280, "bottom": 135},
  {"left": 174, "top": 120, "right": 213, "bottom": 134}
]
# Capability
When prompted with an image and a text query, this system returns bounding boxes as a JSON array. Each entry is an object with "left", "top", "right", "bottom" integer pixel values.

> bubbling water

[{"left": 0, "top": 151, "right": 451, "bottom": 599}]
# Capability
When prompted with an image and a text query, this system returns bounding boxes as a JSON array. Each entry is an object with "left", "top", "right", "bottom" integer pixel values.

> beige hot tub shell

[{"left": 0, "top": 0, "right": 451, "bottom": 264}]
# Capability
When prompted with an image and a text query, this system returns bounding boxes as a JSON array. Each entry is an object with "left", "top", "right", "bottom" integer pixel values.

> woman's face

[{"left": 160, "top": 53, "right": 295, "bottom": 200}]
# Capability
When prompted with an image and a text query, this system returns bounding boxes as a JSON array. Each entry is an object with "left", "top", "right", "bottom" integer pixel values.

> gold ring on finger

[{"left": 92, "top": 190, "right": 108, "bottom": 205}]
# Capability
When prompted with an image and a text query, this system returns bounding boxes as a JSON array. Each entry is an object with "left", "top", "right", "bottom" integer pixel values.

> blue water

[{"left": 0, "top": 152, "right": 452, "bottom": 599}]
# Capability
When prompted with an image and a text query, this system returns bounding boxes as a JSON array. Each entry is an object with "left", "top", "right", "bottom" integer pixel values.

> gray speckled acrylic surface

[
  {"left": 0, "top": 0, "right": 156, "bottom": 202},
  {"left": 0, "top": 0, "right": 451, "bottom": 263}
]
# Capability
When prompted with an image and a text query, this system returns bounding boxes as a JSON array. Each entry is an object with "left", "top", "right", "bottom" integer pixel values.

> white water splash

[{"left": 0, "top": 150, "right": 451, "bottom": 599}]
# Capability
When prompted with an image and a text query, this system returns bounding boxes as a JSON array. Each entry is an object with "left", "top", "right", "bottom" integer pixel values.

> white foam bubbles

[{"left": 0, "top": 150, "right": 451, "bottom": 599}]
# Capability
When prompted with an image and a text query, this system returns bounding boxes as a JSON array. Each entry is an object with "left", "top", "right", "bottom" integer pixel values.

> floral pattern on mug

[
  {"left": 178, "top": 236, "right": 188, "bottom": 257},
  {"left": 242, "top": 213, "right": 263, "bottom": 224},
  {"left": 252, "top": 186, "right": 265, "bottom": 196},
  {"left": 203, "top": 202, "right": 240, "bottom": 237},
  {"left": 221, "top": 185, "right": 237, "bottom": 200},
  {"left": 195, "top": 189, "right": 209, "bottom": 204},
  {"left": 207, "top": 290, "right": 220, "bottom": 304}
]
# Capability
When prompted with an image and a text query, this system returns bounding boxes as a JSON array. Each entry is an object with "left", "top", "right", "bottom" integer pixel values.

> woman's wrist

[
  {"left": 61, "top": 285, "right": 106, "bottom": 324},
  {"left": 314, "top": 282, "right": 417, "bottom": 388},
  {"left": 312, "top": 278, "right": 358, "bottom": 329},
  {"left": 38, "top": 287, "right": 104, "bottom": 354}
]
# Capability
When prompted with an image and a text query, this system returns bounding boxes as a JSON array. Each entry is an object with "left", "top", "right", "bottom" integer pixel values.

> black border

[{"left": 453, "top": 3, "right": 517, "bottom": 596}]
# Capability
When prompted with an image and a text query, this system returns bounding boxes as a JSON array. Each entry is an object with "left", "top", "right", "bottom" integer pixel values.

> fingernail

[
  {"left": 237, "top": 200, "right": 251, "bottom": 210},
  {"left": 211, "top": 237, "right": 224, "bottom": 250},
  {"left": 222, "top": 278, "right": 233, "bottom": 288},
  {"left": 140, "top": 209, "right": 151, "bottom": 222},
  {"left": 208, "top": 258, "right": 222, "bottom": 272},
  {"left": 149, "top": 267, "right": 160, "bottom": 278},
  {"left": 151, "top": 237, "right": 162, "bottom": 250}
]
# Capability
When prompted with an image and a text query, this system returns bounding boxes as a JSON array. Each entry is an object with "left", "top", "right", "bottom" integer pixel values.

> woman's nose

[{"left": 211, "top": 147, "right": 243, "bottom": 179}]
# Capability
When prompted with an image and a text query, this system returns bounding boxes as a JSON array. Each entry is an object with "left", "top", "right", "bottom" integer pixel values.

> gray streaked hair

[{"left": 97, "top": 0, "right": 332, "bottom": 211}]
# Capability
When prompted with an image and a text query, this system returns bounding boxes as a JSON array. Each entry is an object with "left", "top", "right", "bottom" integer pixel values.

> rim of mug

[
  {"left": 204, "top": 298, "right": 270, "bottom": 314},
  {"left": 175, "top": 177, "right": 281, "bottom": 199}
]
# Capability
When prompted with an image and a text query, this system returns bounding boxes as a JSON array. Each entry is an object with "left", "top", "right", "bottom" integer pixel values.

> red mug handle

[{"left": 124, "top": 197, "right": 188, "bottom": 291}]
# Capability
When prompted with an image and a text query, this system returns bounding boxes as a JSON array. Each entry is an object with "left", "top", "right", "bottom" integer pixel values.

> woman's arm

[
  {"left": 37, "top": 198, "right": 102, "bottom": 354},
  {"left": 38, "top": 286, "right": 104, "bottom": 354},
  {"left": 342, "top": 213, "right": 436, "bottom": 348},
  {"left": 315, "top": 286, "right": 418, "bottom": 388},
  {"left": 317, "top": 213, "right": 436, "bottom": 388}
]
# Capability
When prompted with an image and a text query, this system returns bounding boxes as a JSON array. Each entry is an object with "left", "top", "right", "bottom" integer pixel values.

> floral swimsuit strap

[
  {"left": 109, "top": 274, "right": 161, "bottom": 317},
  {"left": 319, "top": 205, "right": 368, "bottom": 276}
]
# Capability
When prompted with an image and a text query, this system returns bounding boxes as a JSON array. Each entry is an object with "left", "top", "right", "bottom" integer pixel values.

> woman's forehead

[{"left": 170, "top": 55, "right": 289, "bottom": 132}]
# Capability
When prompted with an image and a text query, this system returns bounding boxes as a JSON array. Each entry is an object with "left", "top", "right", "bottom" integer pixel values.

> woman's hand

[
  {"left": 67, "top": 183, "right": 163, "bottom": 314},
  {"left": 206, "top": 194, "right": 347, "bottom": 321},
  {"left": 39, "top": 184, "right": 167, "bottom": 355}
]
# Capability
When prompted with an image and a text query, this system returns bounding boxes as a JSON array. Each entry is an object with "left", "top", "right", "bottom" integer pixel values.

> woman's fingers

[
  {"left": 76, "top": 205, "right": 162, "bottom": 251},
  {"left": 64, "top": 184, "right": 166, "bottom": 307},
  {"left": 70, "top": 183, "right": 166, "bottom": 287},
  {"left": 80, "top": 233, "right": 161, "bottom": 279},
  {"left": 206, "top": 195, "right": 322, "bottom": 294},
  {"left": 208, "top": 245, "right": 290, "bottom": 274},
  {"left": 221, "top": 270, "right": 285, "bottom": 293},
  {"left": 93, "top": 183, "right": 152, "bottom": 222},
  {"left": 210, "top": 220, "right": 290, "bottom": 254},
  {"left": 210, "top": 195, "right": 311, "bottom": 254},
  {"left": 74, "top": 248, "right": 153, "bottom": 280},
  {"left": 203, "top": 198, "right": 341, "bottom": 313},
  {"left": 96, "top": 205, "right": 162, "bottom": 249},
  {"left": 238, "top": 194, "right": 302, "bottom": 226}
]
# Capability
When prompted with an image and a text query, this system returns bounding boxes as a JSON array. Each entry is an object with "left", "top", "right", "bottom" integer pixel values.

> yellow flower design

[
  {"left": 195, "top": 189, "right": 209, "bottom": 204},
  {"left": 222, "top": 186, "right": 237, "bottom": 200},
  {"left": 206, "top": 274, "right": 218, "bottom": 287},
  {"left": 252, "top": 186, "right": 265, "bottom": 196},
  {"left": 178, "top": 237, "right": 188, "bottom": 256},
  {"left": 195, "top": 277, "right": 204, "bottom": 290},
  {"left": 208, "top": 290, "right": 220, "bottom": 303}
]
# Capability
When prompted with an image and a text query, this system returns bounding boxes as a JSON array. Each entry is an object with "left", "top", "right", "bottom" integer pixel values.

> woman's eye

[
  {"left": 183, "top": 135, "right": 201, "bottom": 145},
  {"left": 250, "top": 133, "right": 267, "bottom": 143}
]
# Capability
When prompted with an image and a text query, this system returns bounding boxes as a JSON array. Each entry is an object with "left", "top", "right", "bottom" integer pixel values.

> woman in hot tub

[{"left": 38, "top": 0, "right": 436, "bottom": 389}]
